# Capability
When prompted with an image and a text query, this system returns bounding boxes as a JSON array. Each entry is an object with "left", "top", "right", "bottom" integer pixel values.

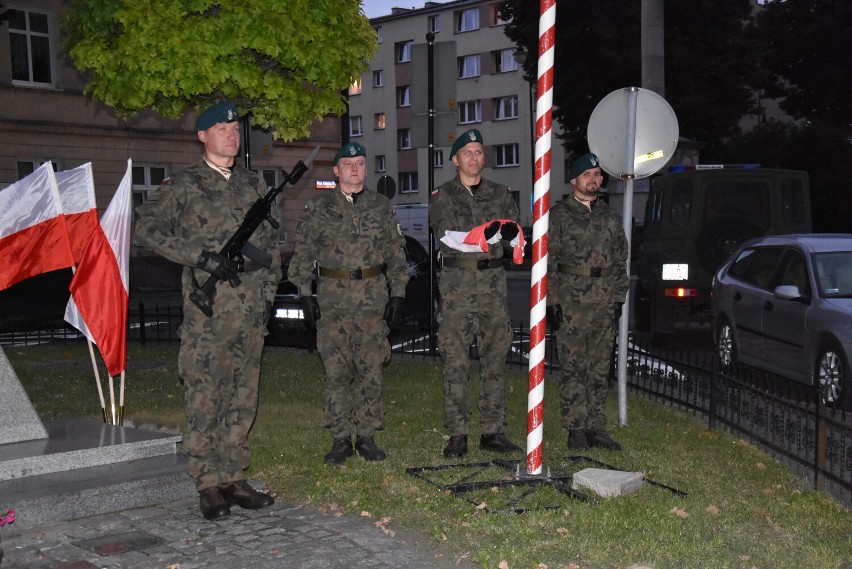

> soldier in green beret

[
  {"left": 288, "top": 141, "right": 409, "bottom": 465},
  {"left": 134, "top": 101, "right": 282, "bottom": 520},
  {"left": 429, "top": 128, "right": 523, "bottom": 458},
  {"left": 546, "top": 153, "right": 629, "bottom": 451}
]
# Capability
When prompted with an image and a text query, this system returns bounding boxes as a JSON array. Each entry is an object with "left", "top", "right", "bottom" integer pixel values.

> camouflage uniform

[
  {"left": 547, "top": 196, "right": 628, "bottom": 432},
  {"left": 134, "top": 160, "right": 281, "bottom": 492},
  {"left": 288, "top": 188, "right": 408, "bottom": 439},
  {"left": 429, "top": 175, "right": 519, "bottom": 436}
]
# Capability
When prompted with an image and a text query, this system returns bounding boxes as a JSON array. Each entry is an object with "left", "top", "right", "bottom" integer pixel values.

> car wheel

[
  {"left": 716, "top": 318, "right": 736, "bottom": 370},
  {"left": 816, "top": 340, "right": 848, "bottom": 409}
]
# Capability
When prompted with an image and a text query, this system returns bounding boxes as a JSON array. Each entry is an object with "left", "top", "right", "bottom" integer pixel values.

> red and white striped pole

[{"left": 526, "top": 0, "right": 556, "bottom": 476}]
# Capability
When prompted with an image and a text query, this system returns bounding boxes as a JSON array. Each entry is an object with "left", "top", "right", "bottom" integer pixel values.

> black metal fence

[{"left": 2, "top": 302, "right": 849, "bottom": 507}]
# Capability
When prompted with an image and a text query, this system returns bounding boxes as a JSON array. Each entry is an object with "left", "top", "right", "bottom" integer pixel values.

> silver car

[{"left": 711, "top": 234, "right": 852, "bottom": 408}]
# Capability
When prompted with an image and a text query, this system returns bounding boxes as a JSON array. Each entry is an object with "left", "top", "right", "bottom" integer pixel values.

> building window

[
  {"left": 494, "top": 95, "right": 519, "bottom": 120},
  {"left": 349, "top": 78, "right": 362, "bottom": 96},
  {"left": 491, "top": 3, "right": 512, "bottom": 26},
  {"left": 374, "top": 112, "right": 386, "bottom": 130},
  {"left": 131, "top": 164, "right": 169, "bottom": 218},
  {"left": 455, "top": 8, "right": 479, "bottom": 32},
  {"left": 375, "top": 155, "right": 386, "bottom": 173},
  {"left": 493, "top": 49, "right": 518, "bottom": 73},
  {"left": 16, "top": 159, "right": 58, "bottom": 181},
  {"left": 457, "top": 54, "right": 480, "bottom": 79},
  {"left": 375, "top": 26, "right": 383, "bottom": 43},
  {"left": 434, "top": 150, "right": 444, "bottom": 168},
  {"left": 397, "top": 85, "right": 411, "bottom": 107},
  {"left": 395, "top": 40, "right": 413, "bottom": 63},
  {"left": 398, "top": 129, "right": 412, "bottom": 150},
  {"left": 400, "top": 172, "right": 418, "bottom": 193},
  {"left": 349, "top": 115, "right": 363, "bottom": 137},
  {"left": 458, "top": 100, "right": 482, "bottom": 124},
  {"left": 372, "top": 69, "right": 384, "bottom": 87},
  {"left": 252, "top": 168, "right": 280, "bottom": 190},
  {"left": 428, "top": 15, "right": 440, "bottom": 33},
  {"left": 494, "top": 144, "right": 520, "bottom": 167},
  {"left": 8, "top": 8, "right": 54, "bottom": 86}
]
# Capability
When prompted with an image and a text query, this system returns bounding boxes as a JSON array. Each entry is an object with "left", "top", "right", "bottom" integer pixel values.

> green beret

[
  {"left": 195, "top": 101, "right": 240, "bottom": 131},
  {"left": 450, "top": 128, "right": 484, "bottom": 159},
  {"left": 334, "top": 141, "right": 367, "bottom": 164},
  {"left": 568, "top": 153, "right": 601, "bottom": 182}
]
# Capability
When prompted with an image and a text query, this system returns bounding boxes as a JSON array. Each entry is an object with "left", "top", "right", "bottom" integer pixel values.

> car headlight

[{"left": 661, "top": 263, "right": 689, "bottom": 281}]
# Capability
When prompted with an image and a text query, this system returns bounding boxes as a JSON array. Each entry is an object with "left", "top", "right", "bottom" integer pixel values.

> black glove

[
  {"left": 197, "top": 251, "right": 241, "bottom": 287},
  {"left": 299, "top": 296, "right": 321, "bottom": 331},
  {"left": 383, "top": 296, "right": 405, "bottom": 329},
  {"left": 613, "top": 302, "right": 624, "bottom": 325},
  {"left": 483, "top": 221, "right": 501, "bottom": 240},
  {"left": 500, "top": 222, "right": 519, "bottom": 242},
  {"left": 546, "top": 304, "right": 563, "bottom": 331}
]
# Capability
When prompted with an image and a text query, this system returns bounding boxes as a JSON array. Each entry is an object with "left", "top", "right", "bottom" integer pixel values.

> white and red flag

[
  {"left": 0, "top": 163, "right": 75, "bottom": 290},
  {"left": 55, "top": 163, "right": 99, "bottom": 263},
  {"left": 65, "top": 160, "right": 132, "bottom": 377}
]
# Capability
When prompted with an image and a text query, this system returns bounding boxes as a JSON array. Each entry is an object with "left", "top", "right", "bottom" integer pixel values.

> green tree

[
  {"left": 755, "top": 0, "right": 852, "bottom": 136},
  {"left": 501, "top": 0, "right": 758, "bottom": 155},
  {"left": 63, "top": 0, "right": 376, "bottom": 139}
]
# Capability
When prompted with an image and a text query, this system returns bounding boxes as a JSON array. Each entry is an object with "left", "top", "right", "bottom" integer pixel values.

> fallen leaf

[
  {"left": 706, "top": 504, "right": 720, "bottom": 514},
  {"left": 756, "top": 462, "right": 766, "bottom": 470},
  {"left": 556, "top": 527, "right": 569, "bottom": 535},
  {"left": 537, "top": 563, "right": 549, "bottom": 569},
  {"left": 476, "top": 502, "right": 488, "bottom": 510},
  {"left": 670, "top": 507, "right": 689, "bottom": 519},
  {"left": 499, "top": 561, "right": 509, "bottom": 569},
  {"left": 166, "top": 565, "right": 180, "bottom": 569},
  {"left": 360, "top": 510, "right": 372, "bottom": 518},
  {"left": 441, "top": 533, "right": 448, "bottom": 541},
  {"left": 490, "top": 486, "right": 500, "bottom": 493}
]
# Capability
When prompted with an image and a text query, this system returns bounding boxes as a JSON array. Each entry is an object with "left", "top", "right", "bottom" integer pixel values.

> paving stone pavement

[{"left": 0, "top": 497, "right": 463, "bottom": 569}]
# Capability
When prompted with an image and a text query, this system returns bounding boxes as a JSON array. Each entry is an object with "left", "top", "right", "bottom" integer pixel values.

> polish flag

[
  {"left": 0, "top": 163, "right": 75, "bottom": 290},
  {"left": 55, "top": 163, "right": 99, "bottom": 263},
  {"left": 65, "top": 160, "right": 132, "bottom": 377}
]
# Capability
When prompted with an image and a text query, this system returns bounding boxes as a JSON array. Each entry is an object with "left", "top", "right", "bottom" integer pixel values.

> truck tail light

[{"left": 664, "top": 287, "right": 698, "bottom": 298}]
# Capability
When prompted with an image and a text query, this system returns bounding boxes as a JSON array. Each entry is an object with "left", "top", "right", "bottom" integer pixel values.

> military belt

[
  {"left": 558, "top": 264, "right": 612, "bottom": 277},
  {"left": 443, "top": 257, "right": 507, "bottom": 270},
  {"left": 318, "top": 265, "right": 383, "bottom": 280}
]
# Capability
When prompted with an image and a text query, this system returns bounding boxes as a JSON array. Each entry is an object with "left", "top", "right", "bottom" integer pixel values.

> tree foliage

[
  {"left": 755, "top": 0, "right": 852, "bottom": 135},
  {"left": 63, "top": 0, "right": 376, "bottom": 139},
  {"left": 500, "top": 0, "right": 758, "bottom": 155}
]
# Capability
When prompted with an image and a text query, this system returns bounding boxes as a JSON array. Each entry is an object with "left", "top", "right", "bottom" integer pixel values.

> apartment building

[
  {"left": 0, "top": 1, "right": 339, "bottom": 289},
  {"left": 352, "top": 0, "right": 569, "bottom": 227}
]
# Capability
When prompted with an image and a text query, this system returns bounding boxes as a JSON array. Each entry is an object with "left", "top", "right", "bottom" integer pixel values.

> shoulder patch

[{"left": 294, "top": 217, "right": 306, "bottom": 234}]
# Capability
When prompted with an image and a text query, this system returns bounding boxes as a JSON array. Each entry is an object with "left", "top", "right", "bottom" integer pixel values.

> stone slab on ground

[{"left": 572, "top": 467, "right": 643, "bottom": 498}]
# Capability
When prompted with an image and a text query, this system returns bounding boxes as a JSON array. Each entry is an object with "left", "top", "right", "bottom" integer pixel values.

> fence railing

[{"left": 2, "top": 302, "right": 849, "bottom": 507}]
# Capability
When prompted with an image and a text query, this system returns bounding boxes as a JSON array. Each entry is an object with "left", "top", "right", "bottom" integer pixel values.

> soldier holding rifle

[{"left": 135, "top": 101, "right": 281, "bottom": 520}]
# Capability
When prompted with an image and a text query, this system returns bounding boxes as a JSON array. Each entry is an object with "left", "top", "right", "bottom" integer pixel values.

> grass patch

[{"left": 8, "top": 341, "right": 851, "bottom": 569}]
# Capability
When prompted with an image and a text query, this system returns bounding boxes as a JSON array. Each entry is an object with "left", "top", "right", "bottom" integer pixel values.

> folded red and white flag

[{"left": 463, "top": 219, "right": 525, "bottom": 264}]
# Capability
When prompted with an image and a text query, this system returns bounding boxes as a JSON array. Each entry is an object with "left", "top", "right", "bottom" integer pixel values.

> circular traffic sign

[{"left": 587, "top": 87, "right": 679, "bottom": 179}]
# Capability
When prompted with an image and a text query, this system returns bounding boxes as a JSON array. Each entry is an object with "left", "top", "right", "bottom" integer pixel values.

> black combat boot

[
  {"left": 479, "top": 433, "right": 522, "bottom": 453},
  {"left": 567, "top": 429, "right": 590, "bottom": 450},
  {"left": 443, "top": 434, "right": 468, "bottom": 458},
  {"left": 219, "top": 480, "right": 274, "bottom": 510},
  {"left": 355, "top": 436, "right": 387, "bottom": 461},
  {"left": 199, "top": 486, "right": 231, "bottom": 520},
  {"left": 586, "top": 429, "right": 622, "bottom": 451},
  {"left": 324, "top": 437, "right": 354, "bottom": 465}
]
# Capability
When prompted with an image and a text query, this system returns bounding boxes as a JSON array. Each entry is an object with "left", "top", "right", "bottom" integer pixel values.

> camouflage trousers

[
  {"left": 317, "top": 308, "right": 390, "bottom": 439},
  {"left": 437, "top": 288, "right": 513, "bottom": 436},
  {"left": 554, "top": 302, "right": 616, "bottom": 432},
  {"left": 178, "top": 299, "right": 267, "bottom": 492}
]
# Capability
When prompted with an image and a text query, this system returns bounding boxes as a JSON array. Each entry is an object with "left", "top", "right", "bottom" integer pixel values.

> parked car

[
  {"left": 267, "top": 235, "right": 439, "bottom": 346},
  {"left": 711, "top": 234, "right": 852, "bottom": 408}
]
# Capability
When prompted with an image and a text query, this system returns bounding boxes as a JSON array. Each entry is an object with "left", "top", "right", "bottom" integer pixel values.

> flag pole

[
  {"left": 526, "top": 0, "right": 556, "bottom": 476},
  {"left": 86, "top": 339, "right": 108, "bottom": 423},
  {"left": 119, "top": 370, "right": 125, "bottom": 425}
]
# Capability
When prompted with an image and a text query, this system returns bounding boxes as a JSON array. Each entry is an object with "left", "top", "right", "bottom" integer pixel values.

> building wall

[
  {"left": 0, "top": 0, "right": 342, "bottom": 291},
  {"left": 352, "top": 0, "right": 569, "bottom": 227}
]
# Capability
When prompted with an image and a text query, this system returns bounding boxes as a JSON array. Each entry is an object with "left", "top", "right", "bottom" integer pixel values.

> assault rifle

[{"left": 190, "top": 145, "right": 320, "bottom": 317}]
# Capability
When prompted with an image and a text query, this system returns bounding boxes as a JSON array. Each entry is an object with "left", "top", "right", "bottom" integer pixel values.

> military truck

[{"left": 634, "top": 166, "right": 812, "bottom": 341}]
